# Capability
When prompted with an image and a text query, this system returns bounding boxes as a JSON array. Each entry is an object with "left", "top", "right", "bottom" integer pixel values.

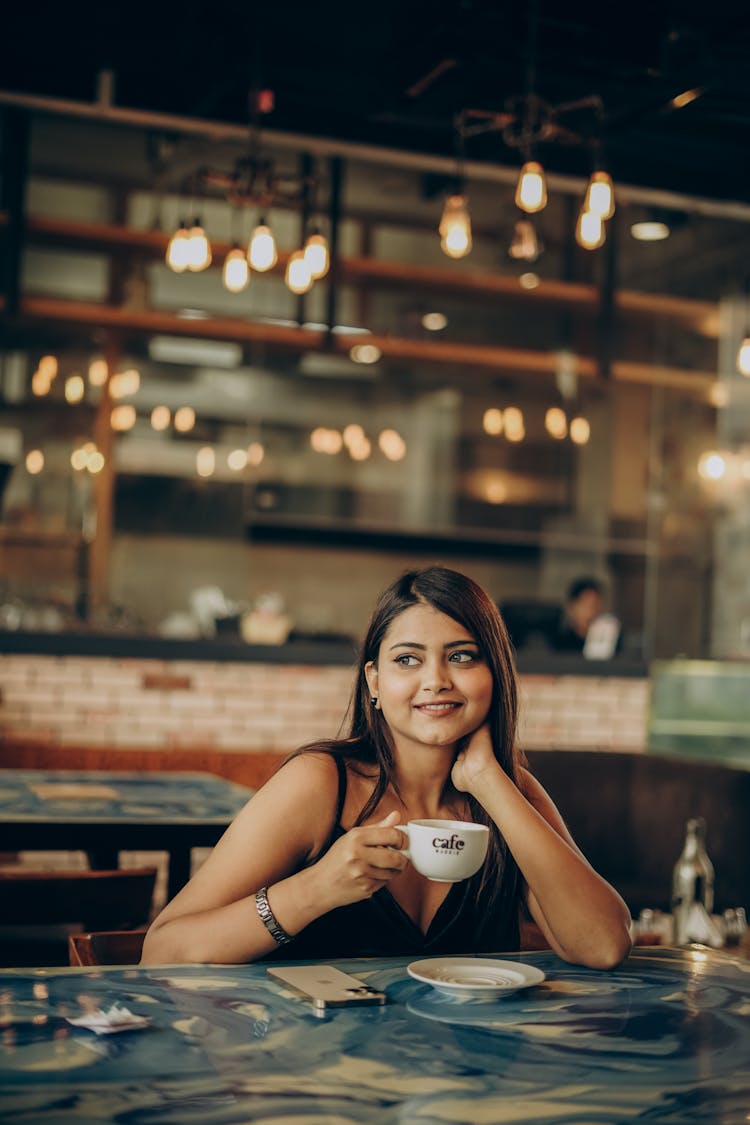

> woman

[{"left": 141, "top": 566, "right": 632, "bottom": 968}]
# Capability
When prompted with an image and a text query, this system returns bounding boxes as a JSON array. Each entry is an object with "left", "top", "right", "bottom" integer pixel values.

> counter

[
  {"left": 0, "top": 629, "right": 646, "bottom": 674},
  {"left": 649, "top": 658, "right": 750, "bottom": 765},
  {"left": 0, "top": 632, "right": 650, "bottom": 768}
]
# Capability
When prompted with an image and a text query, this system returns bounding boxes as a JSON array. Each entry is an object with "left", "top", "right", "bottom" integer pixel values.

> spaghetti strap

[
  {"left": 306, "top": 754, "right": 348, "bottom": 864},
  {"left": 333, "top": 755, "right": 348, "bottom": 823}
]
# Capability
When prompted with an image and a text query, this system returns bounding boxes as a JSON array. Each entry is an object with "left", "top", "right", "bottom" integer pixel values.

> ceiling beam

[{"left": 3, "top": 85, "right": 750, "bottom": 221}]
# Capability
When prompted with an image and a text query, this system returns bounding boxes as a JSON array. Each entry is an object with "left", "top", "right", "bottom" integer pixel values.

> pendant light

[
  {"left": 515, "top": 160, "right": 547, "bottom": 214},
  {"left": 285, "top": 249, "right": 313, "bottom": 294},
  {"left": 738, "top": 337, "right": 750, "bottom": 376},
  {"left": 439, "top": 194, "right": 472, "bottom": 259},
  {"left": 584, "top": 169, "right": 615, "bottom": 220},
  {"left": 248, "top": 218, "right": 278, "bottom": 271},
  {"left": 576, "top": 208, "right": 605, "bottom": 250},
  {"left": 185, "top": 218, "right": 212, "bottom": 271},
  {"left": 166, "top": 222, "right": 191, "bottom": 272},
  {"left": 439, "top": 117, "right": 472, "bottom": 260},
  {"left": 223, "top": 244, "right": 250, "bottom": 292},
  {"left": 303, "top": 228, "right": 330, "bottom": 279}
]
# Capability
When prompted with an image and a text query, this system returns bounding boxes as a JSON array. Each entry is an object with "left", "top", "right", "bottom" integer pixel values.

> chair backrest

[
  {"left": 0, "top": 867, "right": 158, "bottom": 930},
  {"left": 68, "top": 928, "right": 147, "bottom": 966}
]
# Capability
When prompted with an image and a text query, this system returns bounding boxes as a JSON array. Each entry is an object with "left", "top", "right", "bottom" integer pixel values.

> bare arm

[
  {"left": 141, "top": 754, "right": 406, "bottom": 965},
  {"left": 452, "top": 728, "right": 632, "bottom": 968}
]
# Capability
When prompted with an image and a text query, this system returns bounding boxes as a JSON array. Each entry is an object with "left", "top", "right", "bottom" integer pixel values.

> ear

[{"left": 364, "top": 660, "right": 379, "bottom": 699}]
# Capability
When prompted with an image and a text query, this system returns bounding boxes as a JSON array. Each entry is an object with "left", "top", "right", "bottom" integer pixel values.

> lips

[{"left": 414, "top": 702, "right": 462, "bottom": 715}]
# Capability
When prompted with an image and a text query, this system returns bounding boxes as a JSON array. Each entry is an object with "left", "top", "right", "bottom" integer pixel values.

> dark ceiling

[{"left": 4, "top": 1, "right": 750, "bottom": 206}]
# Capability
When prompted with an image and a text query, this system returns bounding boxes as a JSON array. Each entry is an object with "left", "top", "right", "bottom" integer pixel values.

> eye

[
  {"left": 394, "top": 653, "right": 420, "bottom": 667},
  {"left": 449, "top": 649, "right": 480, "bottom": 664}
]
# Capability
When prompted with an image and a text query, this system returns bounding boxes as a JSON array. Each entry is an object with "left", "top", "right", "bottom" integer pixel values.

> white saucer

[{"left": 407, "top": 957, "right": 545, "bottom": 998}]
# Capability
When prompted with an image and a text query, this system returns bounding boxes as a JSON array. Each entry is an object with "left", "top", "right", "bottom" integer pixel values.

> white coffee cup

[{"left": 397, "top": 818, "right": 489, "bottom": 883}]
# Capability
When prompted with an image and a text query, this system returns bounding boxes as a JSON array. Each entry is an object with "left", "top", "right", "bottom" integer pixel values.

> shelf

[{"left": 13, "top": 294, "right": 716, "bottom": 396}]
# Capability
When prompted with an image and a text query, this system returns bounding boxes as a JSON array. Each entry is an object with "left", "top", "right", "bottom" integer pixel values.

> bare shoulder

[
  {"left": 211, "top": 751, "right": 344, "bottom": 874},
  {"left": 261, "top": 751, "right": 342, "bottom": 810},
  {"left": 276, "top": 750, "right": 343, "bottom": 784}
]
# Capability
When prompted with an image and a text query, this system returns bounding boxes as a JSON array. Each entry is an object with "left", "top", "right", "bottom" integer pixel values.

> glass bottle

[{"left": 671, "top": 817, "right": 715, "bottom": 945}]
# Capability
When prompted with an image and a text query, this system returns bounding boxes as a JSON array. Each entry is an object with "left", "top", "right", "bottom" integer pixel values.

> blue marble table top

[
  {"left": 1, "top": 947, "right": 749, "bottom": 1124},
  {"left": 0, "top": 769, "right": 253, "bottom": 825}
]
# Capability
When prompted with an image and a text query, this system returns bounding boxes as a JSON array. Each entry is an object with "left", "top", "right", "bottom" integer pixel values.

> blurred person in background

[{"left": 553, "top": 576, "right": 606, "bottom": 653}]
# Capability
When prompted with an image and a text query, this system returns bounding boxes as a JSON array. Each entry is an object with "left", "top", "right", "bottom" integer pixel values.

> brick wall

[
  {"left": 0, "top": 653, "right": 649, "bottom": 757},
  {"left": 518, "top": 674, "right": 648, "bottom": 752}
]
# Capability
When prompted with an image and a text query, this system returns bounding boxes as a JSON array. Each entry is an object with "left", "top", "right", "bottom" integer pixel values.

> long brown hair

[{"left": 290, "top": 565, "right": 526, "bottom": 923}]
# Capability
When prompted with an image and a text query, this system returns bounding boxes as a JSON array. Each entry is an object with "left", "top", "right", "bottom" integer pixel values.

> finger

[
  {"left": 375, "top": 810, "right": 401, "bottom": 826},
  {"left": 376, "top": 826, "right": 408, "bottom": 849},
  {"left": 378, "top": 810, "right": 408, "bottom": 848},
  {"left": 357, "top": 812, "right": 406, "bottom": 848},
  {"left": 369, "top": 846, "right": 407, "bottom": 870},
  {"left": 366, "top": 856, "right": 405, "bottom": 879}
]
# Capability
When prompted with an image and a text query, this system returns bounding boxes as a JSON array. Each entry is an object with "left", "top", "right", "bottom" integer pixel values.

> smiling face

[{"left": 364, "top": 601, "right": 494, "bottom": 757}]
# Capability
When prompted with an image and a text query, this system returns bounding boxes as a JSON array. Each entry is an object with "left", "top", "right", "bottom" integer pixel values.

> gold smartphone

[{"left": 266, "top": 964, "right": 387, "bottom": 1010}]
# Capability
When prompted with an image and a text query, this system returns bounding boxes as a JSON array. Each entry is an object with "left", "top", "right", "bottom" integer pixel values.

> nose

[{"left": 421, "top": 656, "right": 453, "bottom": 693}]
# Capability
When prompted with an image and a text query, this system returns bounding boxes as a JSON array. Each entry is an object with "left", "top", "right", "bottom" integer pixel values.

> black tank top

[{"left": 263, "top": 756, "right": 521, "bottom": 961}]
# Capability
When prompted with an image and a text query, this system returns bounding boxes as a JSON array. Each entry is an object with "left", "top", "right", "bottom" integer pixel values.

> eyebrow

[{"left": 388, "top": 639, "right": 478, "bottom": 652}]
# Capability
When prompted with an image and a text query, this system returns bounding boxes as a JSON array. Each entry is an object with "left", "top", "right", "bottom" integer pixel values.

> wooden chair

[
  {"left": 0, "top": 867, "right": 157, "bottom": 967},
  {"left": 68, "top": 928, "right": 147, "bottom": 966}
]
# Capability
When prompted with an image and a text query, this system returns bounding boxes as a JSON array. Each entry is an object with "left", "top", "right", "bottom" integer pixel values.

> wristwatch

[{"left": 255, "top": 885, "right": 293, "bottom": 946}]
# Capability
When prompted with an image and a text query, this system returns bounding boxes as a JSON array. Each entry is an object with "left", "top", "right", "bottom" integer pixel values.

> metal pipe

[
  {"left": 1, "top": 85, "right": 750, "bottom": 222},
  {"left": 0, "top": 108, "right": 29, "bottom": 316},
  {"left": 325, "top": 157, "right": 343, "bottom": 338}
]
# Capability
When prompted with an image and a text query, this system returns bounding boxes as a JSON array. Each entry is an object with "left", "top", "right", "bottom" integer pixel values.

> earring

[{"left": 370, "top": 696, "right": 378, "bottom": 707}]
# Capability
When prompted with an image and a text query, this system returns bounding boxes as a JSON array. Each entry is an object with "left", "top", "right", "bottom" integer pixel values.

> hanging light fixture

[
  {"left": 545, "top": 406, "right": 568, "bottom": 439},
  {"left": 436, "top": 0, "right": 618, "bottom": 261},
  {"left": 513, "top": 0, "right": 547, "bottom": 217},
  {"left": 248, "top": 218, "right": 278, "bottom": 271},
  {"left": 569, "top": 416, "right": 591, "bottom": 444},
  {"left": 438, "top": 116, "right": 472, "bottom": 260},
  {"left": 576, "top": 207, "right": 605, "bottom": 250},
  {"left": 738, "top": 336, "right": 750, "bottom": 376},
  {"left": 223, "top": 203, "right": 251, "bottom": 292},
  {"left": 515, "top": 161, "right": 547, "bottom": 214},
  {"left": 185, "top": 218, "right": 212, "bottom": 271},
  {"left": 439, "top": 194, "right": 472, "bottom": 259},
  {"left": 503, "top": 406, "right": 525, "bottom": 442},
  {"left": 575, "top": 148, "right": 614, "bottom": 251},
  {"left": 174, "top": 406, "right": 196, "bottom": 433},
  {"left": 285, "top": 249, "right": 313, "bottom": 294},
  {"left": 223, "top": 244, "right": 250, "bottom": 292},
  {"left": 584, "top": 169, "right": 615, "bottom": 220},
  {"left": 25, "top": 449, "right": 44, "bottom": 474},
  {"left": 166, "top": 222, "right": 191, "bottom": 272},
  {"left": 303, "top": 228, "right": 330, "bottom": 279}
]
